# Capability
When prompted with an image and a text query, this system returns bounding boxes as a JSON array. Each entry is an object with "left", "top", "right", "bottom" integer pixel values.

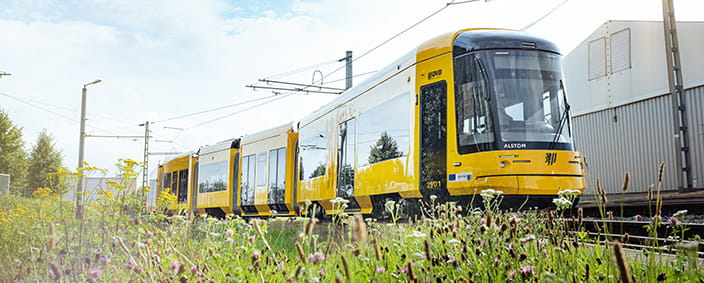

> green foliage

[
  {"left": 0, "top": 109, "right": 27, "bottom": 194},
  {"left": 368, "top": 131, "right": 402, "bottom": 164},
  {"left": 27, "top": 129, "right": 64, "bottom": 196},
  {"left": 1, "top": 163, "right": 703, "bottom": 281}
]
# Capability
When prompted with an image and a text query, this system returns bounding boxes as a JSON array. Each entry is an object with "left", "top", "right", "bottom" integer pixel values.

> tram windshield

[{"left": 454, "top": 49, "right": 573, "bottom": 154}]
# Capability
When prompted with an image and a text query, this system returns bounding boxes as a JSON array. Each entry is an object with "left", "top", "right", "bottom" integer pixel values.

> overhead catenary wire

[
  {"left": 0, "top": 89, "right": 141, "bottom": 130},
  {"left": 0, "top": 90, "right": 150, "bottom": 146},
  {"left": 316, "top": 0, "right": 478, "bottom": 85},
  {"left": 153, "top": 94, "right": 279, "bottom": 124},
  {"left": 185, "top": 93, "right": 294, "bottom": 130},
  {"left": 520, "top": 0, "right": 569, "bottom": 31},
  {"left": 264, "top": 59, "right": 341, "bottom": 80}
]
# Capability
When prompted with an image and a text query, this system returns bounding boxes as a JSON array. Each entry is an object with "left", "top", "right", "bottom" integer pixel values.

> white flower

[
  {"left": 385, "top": 200, "right": 398, "bottom": 214},
  {"left": 552, "top": 197, "right": 572, "bottom": 207},
  {"left": 673, "top": 210, "right": 688, "bottom": 218},
  {"left": 429, "top": 195, "right": 438, "bottom": 201},
  {"left": 330, "top": 197, "right": 349, "bottom": 204},
  {"left": 448, "top": 239, "right": 461, "bottom": 244},
  {"left": 406, "top": 231, "right": 427, "bottom": 238},
  {"left": 519, "top": 235, "right": 536, "bottom": 242},
  {"left": 480, "top": 189, "right": 496, "bottom": 196}
]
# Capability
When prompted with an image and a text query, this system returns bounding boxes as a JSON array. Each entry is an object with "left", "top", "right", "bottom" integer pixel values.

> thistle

[
  {"left": 340, "top": 255, "right": 350, "bottom": 280},
  {"left": 612, "top": 241, "right": 632, "bottom": 283},
  {"left": 621, "top": 172, "right": 630, "bottom": 192},
  {"left": 295, "top": 242, "right": 307, "bottom": 263},
  {"left": 351, "top": 214, "right": 367, "bottom": 243},
  {"left": 647, "top": 184, "right": 654, "bottom": 201},
  {"left": 424, "top": 239, "right": 432, "bottom": 265}
]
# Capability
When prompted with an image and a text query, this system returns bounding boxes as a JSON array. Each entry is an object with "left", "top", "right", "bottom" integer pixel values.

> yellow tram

[
  {"left": 157, "top": 28, "right": 585, "bottom": 218},
  {"left": 156, "top": 151, "right": 197, "bottom": 212},
  {"left": 296, "top": 28, "right": 585, "bottom": 215}
]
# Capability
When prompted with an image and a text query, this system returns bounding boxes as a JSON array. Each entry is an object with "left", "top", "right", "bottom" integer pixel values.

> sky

[{"left": 0, "top": 0, "right": 702, "bottom": 181}]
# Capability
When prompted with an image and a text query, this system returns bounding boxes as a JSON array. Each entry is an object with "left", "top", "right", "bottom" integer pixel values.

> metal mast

[{"left": 662, "top": 0, "right": 693, "bottom": 192}]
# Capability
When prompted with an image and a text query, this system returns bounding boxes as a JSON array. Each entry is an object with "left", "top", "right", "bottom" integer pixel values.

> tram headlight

[{"left": 499, "top": 161, "right": 507, "bottom": 168}]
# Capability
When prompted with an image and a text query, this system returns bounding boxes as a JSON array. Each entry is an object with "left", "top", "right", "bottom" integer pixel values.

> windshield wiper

[{"left": 548, "top": 80, "right": 571, "bottom": 150}]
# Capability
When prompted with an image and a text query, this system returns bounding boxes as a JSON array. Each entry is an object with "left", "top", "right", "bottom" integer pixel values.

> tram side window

[
  {"left": 256, "top": 152, "right": 267, "bottom": 187},
  {"left": 300, "top": 119, "right": 328, "bottom": 180},
  {"left": 268, "top": 148, "right": 286, "bottom": 204},
  {"left": 357, "top": 93, "right": 411, "bottom": 167},
  {"left": 198, "top": 161, "right": 227, "bottom": 193},
  {"left": 454, "top": 53, "right": 495, "bottom": 154},
  {"left": 177, "top": 169, "right": 188, "bottom": 204},
  {"left": 170, "top": 171, "right": 178, "bottom": 194},
  {"left": 241, "top": 154, "right": 256, "bottom": 206},
  {"left": 163, "top": 172, "right": 172, "bottom": 192}
]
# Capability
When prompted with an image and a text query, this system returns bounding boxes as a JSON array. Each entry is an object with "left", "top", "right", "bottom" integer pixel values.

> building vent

[
  {"left": 610, "top": 28, "right": 632, "bottom": 73},
  {"left": 589, "top": 37, "right": 607, "bottom": 80},
  {"left": 0, "top": 174, "right": 9, "bottom": 195}
]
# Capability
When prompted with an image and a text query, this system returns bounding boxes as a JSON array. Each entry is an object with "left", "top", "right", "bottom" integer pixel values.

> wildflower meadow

[{"left": 0, "top": 160, "right": 702, "bottom": 282}]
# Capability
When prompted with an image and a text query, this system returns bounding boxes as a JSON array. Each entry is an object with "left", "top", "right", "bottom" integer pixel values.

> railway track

[{"left": 568, "top": 218, "right": 704, "bottom": 257}]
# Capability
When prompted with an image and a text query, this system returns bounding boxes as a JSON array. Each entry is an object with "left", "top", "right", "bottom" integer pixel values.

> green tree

[
  {"left": 368, "top": 131, "right": 403, "bottom": 164},
  {"left": 0, "top": 109, "right": 28, "bottom": 195},
  {"left": 27, "top": 129, "right": 64, "bottom": 196}
]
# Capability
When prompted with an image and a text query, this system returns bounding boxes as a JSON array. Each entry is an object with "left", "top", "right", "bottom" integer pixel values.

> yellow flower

[
  {"left": 32, "top": 187, "right": 53, "bottom": 198},
  {"left": 98, "top": 189, "right": 114, "bottom": 198},
  {"left": 124, "top": 158, "right": 140, "bottom": 167}
]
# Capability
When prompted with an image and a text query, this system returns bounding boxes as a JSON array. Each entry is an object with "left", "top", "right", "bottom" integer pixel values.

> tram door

[
  {"left": 419, "top": 81, "right": 447, "bottom": 195},
  {"left": 337, "top": 118, "right": 360, "bottom": 209}
]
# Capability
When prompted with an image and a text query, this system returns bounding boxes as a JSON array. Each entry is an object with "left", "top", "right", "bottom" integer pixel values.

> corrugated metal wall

[{"left": 573, "top": 84, "right": 703, "bottom": 195}]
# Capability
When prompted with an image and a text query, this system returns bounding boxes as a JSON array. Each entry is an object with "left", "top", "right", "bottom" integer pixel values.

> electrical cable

[
  {"left": 264, "top": 59, "right": 341, "bottom": 80},
  {"left": 0, "top": 90, "right": 78, "bottom": 122},
  {"left": 153, "top": 94, "right": 279, "bottom": 124},
  {"left": 520, "top": 0, "right": 569, "bottom": 31},
  {"left": 317, "top": 0, "right": 474, "bottom": 84},
  {"left": 185, "top": 93, "right": 293, "bottom": 130}
]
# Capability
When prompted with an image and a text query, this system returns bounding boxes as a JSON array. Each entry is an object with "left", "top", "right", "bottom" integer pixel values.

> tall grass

[{"left": 0, "top": 160, "right": 702, "bottom": 281}]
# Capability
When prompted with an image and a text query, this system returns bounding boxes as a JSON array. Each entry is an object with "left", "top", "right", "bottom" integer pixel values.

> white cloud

[{"left": 0, "top": 0, "right": 702, "bottom": 177}]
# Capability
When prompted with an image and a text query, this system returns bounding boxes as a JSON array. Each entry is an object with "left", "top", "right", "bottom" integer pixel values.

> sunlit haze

[{"left": 0, "top": 0, "right": 701, "bottom": 177}]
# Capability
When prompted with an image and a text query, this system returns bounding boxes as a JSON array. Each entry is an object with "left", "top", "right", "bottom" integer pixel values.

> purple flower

[
  {"left": 190, "top": 266, "right": 198, "bottom": 274},
  {"left": 669, "top": 216, "right": 681, "bottom": 227},
  {"left": 508, "top": 270, "right": 516, "bottom": 280},
  {"left": 170, "top": 259, "right": 180, "bottom": 271},
  {"left": 226, "top": 238, "right": 234, "bottom": 243},
  {"left": 520, "top": 265, "right": 535, "bottom": 278},
  {"left": 401, "top": 266, "right": 408, "bottom": 274},
  {"left": 99, "top": 255, "right": 111, "bottom": 264},
  {"left": 226, "top": 229, "right": 234, "bottom": 236},
  {"left": 278, "top": 261, "right": 285, "bottom": 270},
  {"left": 444, "top": 255, "right": 456, "bottom": 264},
  {"left": 376, "top": 266, "right": 386, "bottom": 273},
  {"left": 308, "top": 251, "right": 325, "bottom": 264},
  {"left": 89, "top": 268, "right": 103, "bottom": 278},
  {"left": 480, "top": 218, "right": 486, "bottom": 224}
]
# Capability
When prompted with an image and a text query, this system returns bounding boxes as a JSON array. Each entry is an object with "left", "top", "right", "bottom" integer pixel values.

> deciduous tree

[{"left": 0, "top": 109, "right": 28, "bottom": 195}]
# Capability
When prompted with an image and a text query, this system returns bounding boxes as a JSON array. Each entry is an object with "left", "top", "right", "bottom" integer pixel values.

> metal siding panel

[
  {"left": 574, "top": 93, "right": 684, "bottom": 196},
  {"left": 686, "top": 86, "right": 704, "bottom": 189}
]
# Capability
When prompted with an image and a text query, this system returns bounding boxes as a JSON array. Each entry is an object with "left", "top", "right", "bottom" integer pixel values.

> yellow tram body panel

[
  {"left": 239, "top": 124, "right": 298, "bottom": 217},
  {"left": 446, "top": 150, "right": 584, "bottom": 196},
  {"left": 196, "top": 139, "right": 239, "bottom": 216},
  {"left": 159, "top": 152, "right": 195, "bottom": 212}
]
